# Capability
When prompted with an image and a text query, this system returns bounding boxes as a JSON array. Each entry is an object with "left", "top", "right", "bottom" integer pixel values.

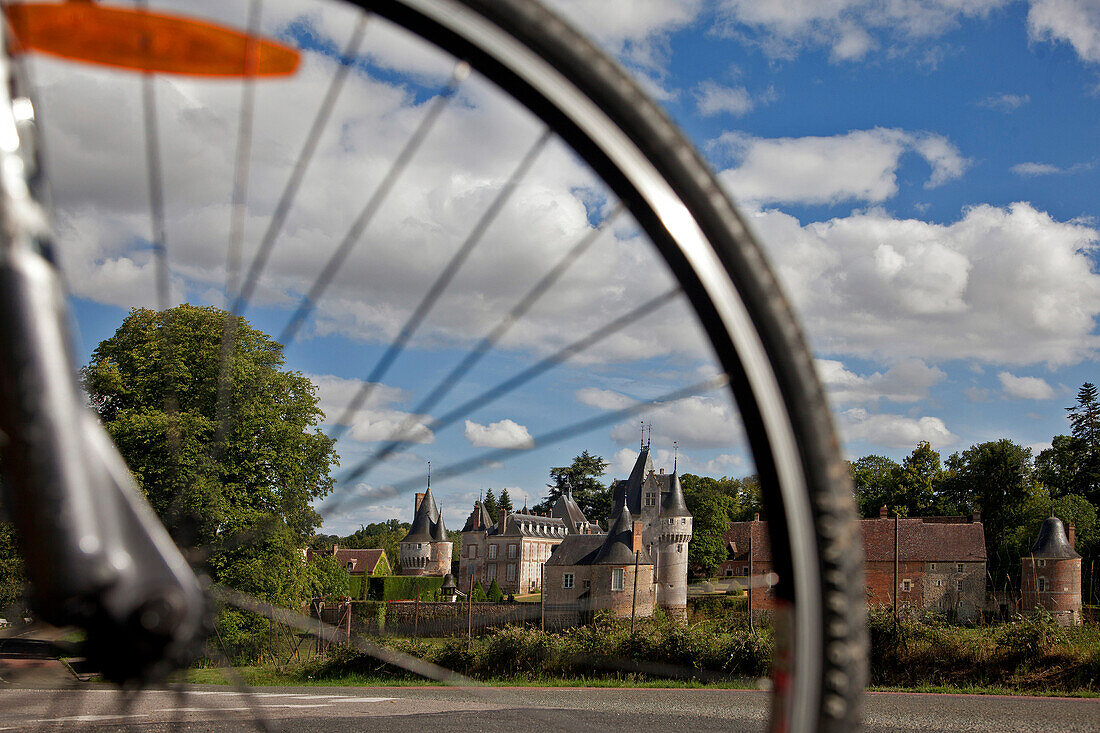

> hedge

[{"left": 365, "top": 575, "right": 445, "bottom": 601}]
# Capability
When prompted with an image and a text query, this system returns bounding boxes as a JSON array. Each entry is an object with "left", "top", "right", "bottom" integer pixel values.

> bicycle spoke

[
  {"left": 232, "top": 11, "right": 371, "bottom": 317},
  {"left": 331, "top": 284, "right": 681, "bottom": 495},
  {"left": 277, "top": 60, "right": 471, "bottom": 346},
  {"left": 327, "top": 372, "right": 728, "bottom": 516},
  {"left": 325, "top": 126, "right": 553, "bottom": 440},
  {"left": 346, "top": 204, "right": 624, "bottom": 482}
]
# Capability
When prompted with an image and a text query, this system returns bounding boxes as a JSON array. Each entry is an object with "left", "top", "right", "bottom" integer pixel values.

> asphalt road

[{"left": 0, "top": 685, "right": 1096, "bottom": 731}]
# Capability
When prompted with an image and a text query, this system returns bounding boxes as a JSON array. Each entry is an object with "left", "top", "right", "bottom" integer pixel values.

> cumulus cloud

[
  {"left": 838, "top": 407, "right": 956, "bottom": 449},
  {"left": 748, "top": 202, "right": 1100, "bottom": 366},
  {"left": 1028, "top": 0, "right": 1100, "bottom": 64},
  {"left": 463, "top": 419, "right": 535, "bottom": 450},
  {"left": 311, "top": 374, "right": 434, "bottom": 444},
  {"left": 715, "top": 0, "right": 1006, "bottom": 61},
  {"left": 817, "top": 358, "right": 945, "bottom": 405},
  {"left": 978, "top": 93, "right": 1031, "bottom": 112},
  {"left": 998, "top": 371, "right": 1056, "bottom": 400},
  {"left": 714, "top": 128, "right": 968, "bottom": 206}
]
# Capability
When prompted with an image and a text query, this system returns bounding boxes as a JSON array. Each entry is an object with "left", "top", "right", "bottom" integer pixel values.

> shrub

[{"left": 487, "top": 579, "right": 503, "bottom": 603}]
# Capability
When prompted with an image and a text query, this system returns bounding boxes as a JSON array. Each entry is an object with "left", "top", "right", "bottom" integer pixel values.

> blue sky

[{"left": 36, "top": 0, "right": 1100, "bottom": 534}]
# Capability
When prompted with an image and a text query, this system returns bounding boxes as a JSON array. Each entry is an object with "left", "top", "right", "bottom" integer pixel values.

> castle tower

[
  {"left": 1021, "top": 515, "right": 1081, "bottom": 625},
  {"left": 399, "top": 474, "right": 450, "bottom": 576},
  {"left": 656, "top": 467, "right": 692, "bottom": 618}
]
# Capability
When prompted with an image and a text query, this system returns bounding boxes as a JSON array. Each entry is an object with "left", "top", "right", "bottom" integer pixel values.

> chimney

[
  {"left": 332, "top": 543, "right": 338, "bottom": 555},
  {"left": 971, "top": 510, "right": 981, "bottom": 524},
  {"left": 1069, "top": 522, "right": 1076, "bottom": 549},
  {"left": 632, "top": 521, "right": 643, "bottom": 553},
  {"left": 753, "top": 512, "right": 760, "bottom": 522},
  {"left": 499, "top": 508, "right": 507, "bottom": 529},
  {"left": 415, "top": 492, "right": 425, "bottom": 513},
  {"left": 879, "top": 505, "right": 888, "bottom": 519}
]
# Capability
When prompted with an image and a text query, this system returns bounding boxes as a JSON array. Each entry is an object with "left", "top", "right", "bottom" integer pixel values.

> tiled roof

[
  {"left": 660, "top": 471, "right": 690, "bottom": 518},
  {"left": 402, "top": 484, "right": 442, "bottom": 543},
  {"left": 723, "top": 515, "right": 986, "bottom": 563},
  {"left": 462, "top": 501, "right": 492, "bottom": 532},
  {"left": 551, "top": 490, "right": 589, "bottom": 532},
  {"left": 592, "top": 504, "right": 650, "bottom": 565},
  {"left": 611, "top": 448, "right": 688, "bottom": 519},
  {"left": 332, "top": 548, "right": 386, "bottom": 574}
]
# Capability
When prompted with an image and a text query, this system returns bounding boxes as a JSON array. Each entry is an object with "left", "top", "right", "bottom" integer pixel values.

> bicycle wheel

[{"left": 0, "top": 0, "right": 865, "bottom": 730}]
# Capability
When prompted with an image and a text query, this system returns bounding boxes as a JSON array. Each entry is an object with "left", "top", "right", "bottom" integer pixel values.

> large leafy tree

[
  {"left": 83, "top": 305, "right": 338, "bottom": 603},
  {"left": 940, "top": 439, "right": 1039, "bottom": 579},
  {"left": 679, "top": 474, "right": 739, "bottom": 577},
  {"left": 849, "top": 454, "right": 902, "bottom": 517},
  {"left": 538, "top": 451, "right": 610, "bottom": 521},
  {"left": 1039, "top": 383, "right": 1100, "bottom": 504}
]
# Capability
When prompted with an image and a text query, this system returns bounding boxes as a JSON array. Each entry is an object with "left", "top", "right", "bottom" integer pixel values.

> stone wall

[{"left": 345, "top": 600, "right": 559, "bottom": 637}]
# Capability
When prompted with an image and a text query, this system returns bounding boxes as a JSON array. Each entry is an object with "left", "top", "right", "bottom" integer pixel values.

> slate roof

[
  {"left": 545, "top": 534, "right": 604, "bottom": 566},
  {"left": 592, "top": 503, "right": 650, "bottom": 565},
  {"left": 1029, "top": 516, "right": 1080, "bottom": 559},
  {"left": 723, "top": 515, "right": 986, "bottom": 563},
  {"left": 462, "top": 501, "right": 492, "bottom": 532},
  {"left": 551, "top": 489, "right": 590, "bottom": 533},
  {"left": 660, "top": 471, "right": 691, "bottom": 518},
  {"left": 401, "top": 484, "right": 443, "bottom": 543},
  {"left": 610, "top": 447, "right": 686, "bottom": 518},
  {"left": 491, "top": 512, "right": 567, "bottom": 538}
]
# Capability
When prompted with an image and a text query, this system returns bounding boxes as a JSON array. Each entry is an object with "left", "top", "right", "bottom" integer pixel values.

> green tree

[
  {"left": 336, "top": 519, "right": 410, "bottom": 565},
  {"left": 849, "top": 455, "right": 902, "bottom": 517},
  {"left": 1067, "top": 383, "right": 1100, "bottom": 448},
  {"left": 498, "top": 489, "right": 513, "bottom": 513},
  {"left": 895, "top": 441, "right": 944, "bottom": 516},
  {"left": 471, "top": 581, "right": 487, "bottom": 602},
  {"left": 483, "top": 489, "right": 499, "bottom": 520},
  {"left": 487, "top": 578, "right": 503, "bottom": 602},
  {"left": 304, "top": 553, "right": 353, "bottom": 599},
  {"left": 0, "top": 520, "right": 26, "bottom": 614},
  {"left": 1044, "top": 383, "right": 1100, "bottom": 504},
  {"left": 1035, "top": 434, "right": 1086, "bottom": 499},
  {"left": 679, "top": 474, "right": 736, "bottom": 577},
  {"left": 539, "top": 451, "right": 610, "bottom": 520},
  {"left": 82, "top": 305, "right": 339, "bottom": 606},
  {"left": 941, "top": 440, "right": 1040, "bottom": 579}
]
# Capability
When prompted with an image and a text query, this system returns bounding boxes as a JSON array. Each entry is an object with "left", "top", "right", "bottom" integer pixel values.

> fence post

[
  {"left": 541, "top": 562, "right": 545, "bottom": 632},
  {"left": 467, "top": 578, "right": 474, "bottom": 647},
  {"left": 631, "top": 550, "right": 639, "bottom": 634},
  {"left": 748, "top": 529, "right": 754, "bottom": 633}
]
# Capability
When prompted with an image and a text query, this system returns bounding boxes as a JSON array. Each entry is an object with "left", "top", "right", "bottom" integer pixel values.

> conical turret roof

[
  {"left": 593, "top": 502, "right": 640, "bottom": 564},
  {"left": 401, "top": 483, "right": 440, "bottom": 543},
  {"left": 660, "top": 470, "right": 691, "bottom": 518},
  {"left": 1030, "top": 516, "right": 1080, "bottom": 559},
  {"left": 621, "top": 447, "right": 654, "bottom": 515},
  {"left": 431, "top": 504, "right": 449, "bottom": 541}
]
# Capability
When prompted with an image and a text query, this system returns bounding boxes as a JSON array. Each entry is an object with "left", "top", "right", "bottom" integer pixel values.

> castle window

[
  {"left": 645, "top": 493, "right": 656, "bottom": 507},
  {"left": 611, "top": 568, "right": 625, "bottom": 591},
  {"left": 508, "top": 544, "right": 517, "bottom": 559},
  {"left": 956, "top": 563, "right": 964, "bottom": 573},
  {"left": 725, "top": 568, "right": 734, "bottom": 577},
  {"left": 956, "top": 578, "right": 962, "bottom": 592},
  {"left": 583, "top": 579, "right": 590, "bottom": 590},
  {"left": 930, "top": 563, "right": 936, "bottom": 571},
  {"left": 1038, "top": 577, "right": 1048, "bottom": 592},
  {"left": 563, "top": 574, "right": 574, "bottom": 589},
  {"left": 901, "top": 579, "right": 912, "bottom": 592},
  {"left": 487, "top": 564, "right": 497, "bottom": 579},
  {"left": 347, "top": 562, "right": 354, "bottom": 571},
  {"left": 1037, "top": 559, "right": 1046, "bottom": 568},
  {"left": 489, "top": 545, "right": 497, "bottom": 559},
  {"left": 935, "top": 580, "right": 942, "bottom": 588},
  {"left": 677, "top": 544, "right": 682, "bottom": 553},
  {"left": 506, "top": 564, "right": 516, "bottom": 581}
]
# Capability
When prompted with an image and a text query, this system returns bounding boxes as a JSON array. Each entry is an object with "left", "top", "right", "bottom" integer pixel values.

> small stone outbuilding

[{"left": 1021, "top": 515, "right": 1081, "bottom": 626}]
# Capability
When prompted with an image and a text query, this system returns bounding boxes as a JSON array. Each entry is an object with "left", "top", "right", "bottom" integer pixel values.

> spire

[
  {"left": 427, "top": 460, "right": 431, "bottom": 490},
  {"left": 640, "top": 420, "right": 645, "bottom": 451},
  {"left": 660, "top": 465, "right": 691, "bottom": 518},
  {"left": 673, "top": 440, "right": 678, "bottom": 472},
  {"left": 431, "top": 503, "right": 448, "bottom": 541}
]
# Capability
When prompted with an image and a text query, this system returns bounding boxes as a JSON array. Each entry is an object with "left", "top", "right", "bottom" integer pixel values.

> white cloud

[
  {"left": 1012, "top": 161, "right": 1092, "bottom": 176},
  {"left": 578, "top": 388, "right": 743, "bottom": 450},
  {"left": 978, "top": 93, "right": 1031, "bottom": 111},
  {"left": 1028, "top": 0, "right": 1100, "bottom": 64},
  {"left": 463, "top": 418, "right": 535, "bottom": 450},
  {"left": 715, "top": 0, "right": 1006, "bottom": 61},
  {"left": 838, "top": 407, "right": 956, "bottom": 449},
  {"left": 817, "top": 358, "right": 945, "bottom": 405},
  {"left": 694, "top": 81, "right": 775, "bottom": 117},
  {"left": 715, "top": 128, "right": 968, "bottom": 206},
  {"left": 998, "top": 371, "right": 1056, "bottom": 400},
  {"left": 311, "top": 373, "right": 434, "bottom": 444},
  {"left": 748, "top": 202, "right": 1100, "bottom": 366}
]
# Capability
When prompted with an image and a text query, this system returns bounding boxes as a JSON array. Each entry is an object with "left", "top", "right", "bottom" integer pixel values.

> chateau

[
  {"left": 544, "top": 444, "right": 693, "bottom": 622},
  {"left": 1021, "top": 515, "right": 1082, "bottom": 625}
]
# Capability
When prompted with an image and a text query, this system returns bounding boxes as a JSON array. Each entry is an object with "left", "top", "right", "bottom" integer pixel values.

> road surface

[{"left": 0, "top": 685, "right": 1095, "bottom": 731}]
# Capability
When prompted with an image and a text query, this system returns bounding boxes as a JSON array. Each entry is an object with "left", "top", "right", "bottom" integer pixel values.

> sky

[{"left": 27, "top": 0, "right": 1100, "bottom": 535}]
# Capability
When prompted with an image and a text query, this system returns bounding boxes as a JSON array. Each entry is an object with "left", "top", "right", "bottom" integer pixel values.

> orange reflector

[{"left": 4, "top": 2, "right": 300, "bottom": 77}]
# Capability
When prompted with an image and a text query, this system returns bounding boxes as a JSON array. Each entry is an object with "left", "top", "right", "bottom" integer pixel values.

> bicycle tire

[{"left": 0, "top": 0, "right": 865, "bottom": 730}]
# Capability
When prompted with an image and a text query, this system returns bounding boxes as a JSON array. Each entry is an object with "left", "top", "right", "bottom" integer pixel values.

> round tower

[
  {"left": 1021, "top": 515, "right": 1081, "bottom": 625},
  {"left": 656, "top": 469, "right": 692, "bottom": 619},
  {"left": 429, "top": 504, "right": 453, "bottom": 577}
]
